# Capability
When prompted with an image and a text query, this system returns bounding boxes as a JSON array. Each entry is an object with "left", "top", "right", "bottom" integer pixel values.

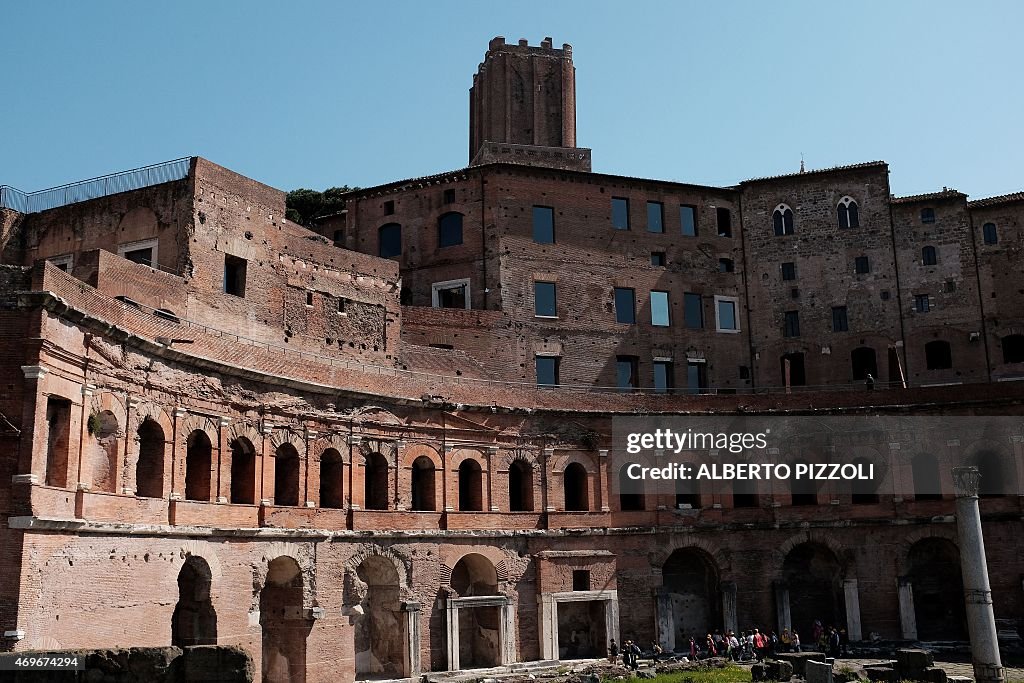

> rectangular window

[
  {"left": 572, "top": 570, "right": 591, "bottom": 592},
  {"left": 687, "top": 361, "right": 708, "bottom": 394},
  {"left": 715, "top": 296, "right": 739, "bottom": 332},
  {"left": 384, "top": 200, "right": 395, "bottom": 215},
  {"left": 650, "top": 251, "right": 666, "bottom": 267},
  {"left": 781, "top": 262, "right": 796, "bottom": 281},
  {"left": 717, "top": 207, "right": 732, "bottom": 237},
  {"left": 534, "top": 281, "right": 557, "bottom": 317},
  {"left": 983, "top": 223, "right": 998, "bottom": 245},
  {"left": 614, "top": 287, "right": 635, "bottom": 324},
  {"left": 832, "top": 306, "right": 848, "bottom": 332},
  {"left": 653, "top": 361, "right": 674, "bottom": 394},
  {"left": 48, "top": 254, "right": 73, "bottom": 272},
  {"left": 680, "top": 204, "right": 697, "bottom": 236},
  {"left": 333, "top": 229, "right": 344, "bottom": 247},
  {"left": 224, "top": 254, "right": 247, "bottom": 297},
  {"left": 684, "top": 293, "right": 704, "bottom": 329},
  {"left": 118, "top": 238, "right": 159, "bottom": 268},
  {"left": 650, "top": 290, "right": 670, "bottom": 327},
  {"left": 432, "top": 279, "right": 470, "bottom": 309},
  {"left": 784, "top": 310, "right": 801, "bottom": 337},
  {"left": 536, "top": 356, "right": 560, "bottom": 387},
  {"left": 611, "top": 197, "right": 630, "bottom": 230},
  {"left": 533, "top": 206, "right": 555, "bottom": 243},
  {"left": 616, "top": 355, "right": 639, "bottom": 391},
  {"left": 915, "top": 294, "right": 930, "bottom": 313},
  {"left": 718, "top": 258, "right": 734, "bottom": 273},
  {"left": 306, "top": 291, "right": 314, "bottom": 306},
  {"left": 647, "top": 201, "right": 664, "bottom": 233},
  {"left": 337, "top": 297, "right": 347, "bottom": 314},
  {"left": 854, "top": 256, "right": 870, "bottom": 274},
  {"left": 443, "top": 188, "right": 456, "bottom": 204}
]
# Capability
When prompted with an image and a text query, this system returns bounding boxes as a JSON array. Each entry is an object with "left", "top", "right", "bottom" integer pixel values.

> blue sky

[{"left": 2, "top": 1, "right": 1022, "bottom": 198}]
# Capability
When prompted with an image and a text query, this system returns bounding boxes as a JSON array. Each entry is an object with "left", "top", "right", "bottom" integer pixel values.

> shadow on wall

[{"left": 1, "top": 646, "right": 253, "bottom": 683}]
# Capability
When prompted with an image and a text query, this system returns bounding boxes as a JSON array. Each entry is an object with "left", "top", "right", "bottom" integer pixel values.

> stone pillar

[
  {"left": 216, "top": 416, "right": 231, "bottom": 503},
  {"left": 543, "top": 447, "right": 555, "bottom": 512},
  {"left": 722, "top": 581, "right": 738, "bottom": 636},
  {"left": 259, "top": 423, "right": 273, "bottom": 505},
  {"left": 774, "top": 582, "right": 791, "bottom": 634},
  {"left": 17, "top": 365, "right": 49, "bottom": 481},
  {"left": 953, "top": 466, "right": 1006, "bottom": 683},
  {"left": 538, "top": 593, "right": 558, "bottom": 661},
  {"left": 843, "top": 578, "right": 863, "bottom": 642},
  {"left": 604, "top": 596, "right": 620, "bottom": 648},
  {"left": 303, "top": 428, "right": 317, "bottom": 507},
  {"left": 394, "top": 440, "right": 406, "bottom": 510},
  {"left": 170, "top": 407, "right": 188, "bottom": 499},
  {"left": 655, "top": 592, "right": 675, "bottom": 651},
  {"left": 401, "top": 601, "right": 421, "bottom": 678},
  {"left": 500, "top": 601, "right": 516, "bottom": 664},
  {"left": 445, "top": 601, "right": 460, "bottom": 671},
  {"left": 897, "top": 577, "right": 917, "bottom": 640},
  {"left": 598, "top": 449, "right": 610, "bottom": 511},
  {"left": 487, "top": 446, "right": 499, "bottom": 511}
]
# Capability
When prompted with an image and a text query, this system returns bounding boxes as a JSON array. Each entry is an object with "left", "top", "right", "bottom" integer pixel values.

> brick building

[{"left": 0, "top": 36, "right": 1021, "bottom": 682}]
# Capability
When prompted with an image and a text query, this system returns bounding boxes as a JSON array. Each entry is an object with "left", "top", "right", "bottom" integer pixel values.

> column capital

[
  {"left": 394, "top": 439, "right": 406, "bottom": 449},
  {"left": 20, "top": 365, "right": 47, "bottom": 380},
  {"left": 82, "top": 383, "right": 97, "bottom": 397},
  {"left": 219, "top": 416, "right": 232, "bottom": 428},
  {"left": 261, "top": 424, "right": 274, "bottom": 436},
  {"left": 953, "top": 466, "right": 981, "bottom": 498},
  {"left": 486, "top": 446, "right": 499, "bottom": 456},
  {"left": 598, "top": 449, "right": 609, "bottom": 458},
  {"left": 305, "top": 428, "right": 318, "bottom": 441},
  {"left": 543, "top": 447, "right": 555, "bottom": 458},
  {"left": 127, "top": 396, "right": 143, "bottom": 409},
  {"left": 173, "top": 407, "right": 188, "bottom": 419},
  {"left": 348, "top": 434, "right": 363, "bottom": 446}
]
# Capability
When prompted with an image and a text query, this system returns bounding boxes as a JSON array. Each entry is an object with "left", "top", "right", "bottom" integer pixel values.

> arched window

[
  {"left": 89, "top": 410, "right": 120, "bottom": 493},
  {"left": 378, "top": 223, "right": 401, "bottom": 258},
  {"left": 230, "top": 438, "right": 256, "bottom": 505},
  {"left": 411, "top": 456, "right": 436, "bottom": 511},
  {"left": 135, "top": 418, "right": 165, "bottom": 498},
  {"left": 1002, "top": 334, "right": 1024, "bottom": 364},
  {"left": 172, "top": 556, "right": 217, "bottom": 647},
  {"left": 563, "top": 463, "right": 589, "bottom": 511},
  {"left": 837, "top": 197, "right": 859, "bottom": 228},
  {"left": 983, "top": 222, "right": 998, "bottom": 245},
  {"left": 925, "top": 340, "right": 953, "bottom": 370},
  {"left": 508, "top": 460, "right": 534, "bottom": 511},
  {"left": 912, "top": 454, "right": 942, "bottom": 500},
  {"left": 185, "top": 430, "right": 212, "bottom": 502},
  {"left": 458, "top": 459, "right": 483, "bottom": 511},
  {"left": 922, "top": 245, "right": 937, "bottom": 266},
  {"left": 438, "top": 212, "right": 464, "bottom": 248},
  {"left": 364, "top": 452, "right": 389, "bottom": 510},
  {"left": 773, "top": 204, "right": 795, "bottom": 236},
  {"left": 274, "top": 444, "right": 300, "bottom": 507},
  {"left": 319, "top": 449, "right": 344, "bottom": 509}
]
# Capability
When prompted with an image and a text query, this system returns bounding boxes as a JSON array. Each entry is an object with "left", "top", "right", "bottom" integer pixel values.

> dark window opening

[
  {"left": 922, "top": 245, "right": 937, "bottom": 266},
  {"left": 185, "top": 430, "right": 213, "bottom": 502},
  {"left": 443, "top": 188, "right": 456, "bottom": 204},
  {"left": 915, "top": 294, "right": 930, "bottom": 313},
  {"left": 781, "top": 352, "right": 806, "bottom": 386},
  {"left": 732, "top": 478, "right": 758, "bottom": 508},
  {"left": 364, "top": 452, "right": 389, "bottom": 510},
  {"left": 572, "top": 570, "right": 591, "bottom": 592},
  {"left": 614, "top": 287, "right": 635, "bottom": 324},
  {"left": 616, "top": 355, "right": 639, "bottom": 391},
  {"left": 136, "top": 418, "right": 165, "bottom": 498},
  {"left": 338, "top": 298, "right": 347, "bottom": 314},
  {"left": 921, "top": 207, "right": 935, "bottom": 224},
  {"left": 838, "top": 200, "right": 860, "bottom": 228},
  {"left": 717, "top": 207, "right": 732, "bottom": 237},
  {"left": 274, "top": 444, "right": 300, "bottom": 507},
  {"left": 124, "top": 247, "right": 154, "bottom": 266},
  {"left": 832, "top": 306, "right": 848, "bottom": 332},
  {"left": 563, "top": 463, "right": 589, "bottom": 511},
  {"left": 925, "top": 340, "right": 952, "bottom": 370},
  {"left": 508, "top": 460, "right": 534, "bottom": 512},
  {"left": 618, "top": 466, "right": 644, "bottom": 510},
  {"left": 1002, "top": 334, "right": 1024, "bottom": 363},
  {"left": 687, "top": 361, "right": 708, "bottom": 394},
  {"left": 647, "top": 201, "right": 664, "bottom": 233},
  {"left": 435, "top": 282, "right": 467, "bottom": 309},
  {"left": 653, "top": 361, "right": 674, "bottom": 394},
  {"left": 223, "top": 255, "right": 247, "bottom": 297},
  {"left": 739, "top": 365, "right": 750, "bottom": 380},
  {"left": 781, "top": 262, "right": 796, "bottom": 281},
  {"left": 536, "top": 356, "right": 560, "bottom": 387},
  {"left": 438, "top": 212, "right": 464, "bottom": 247},
  {"left": 383, "top": 200, "right": 394, "bottom": 215},
  {"left": 320, "top": 449, "right": 345, "bottom": 509},
  {"left": 611, "top": 197, "right": 629, "bottom": 230},
  {"left": 411, "top": 456, "right": 436, "bottom": 511},
  {"left": 229, "top": 438, "right": 256, "bottom": 505},
  {"left": 851, "top": 347, "right": 878, "bottom": 381},
  {"left": 913, "top": 454, "right": 942, "bottom": 501},
  {"left": 718, "top": 258, "right": 734, "bottom": 273},
  {"left": 333, "top": 229, "right": 344, "bottom": 247},
  {"left": 533, "top": 206, "right": 555, "bottom": 243},
  {"left": 854, "top": 256, "right": 870, "bottom": 274},
  {"left": 429, "top": 343, "right": 454, "bottom": 350},
  {"left": 306, "top": 291, "right": 314, "bottom": 306},
  {"left": 983, "top": 222, "right": 998, "bottom": 245},
  {"left": 680, "top": 204, "right": 697, "bottom": 236},
  {"left": 458, "top": 459, "right": 483, "bottom": 511},
  {"left": 783, "top": 310, "right": 801, "bottom": 337},
  {"left": 773, "top": 207, "right": 794, "bottom": 236},
  {"left": 378, "top": 223, "right": 401, "bottom": 258},
  {"left": 650, "top": 251, "right": 666, "bottom": 267},
  {"left": 535, "top": 281, "right": 557, "bottom": 317},
  {"left": 684, "top": 292, "right": 703, "bottom": 329}
]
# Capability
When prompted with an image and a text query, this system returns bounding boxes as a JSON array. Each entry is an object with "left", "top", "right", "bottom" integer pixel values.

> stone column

[
  {"left": 170, "top": 407, "right": 188, "bottom": 499},
  {"left": 538, "top": 593, "right": 558, "bottom": 661},
  {"left": 543, "top": 447, "right": 555, "bottom": 512},
  {"left": 598, "top": 449, "right": 610, "bottom": 511},
  {"left": 722, "top": 581, "right": 738, "bottom": 636},
  {"left": 445, "top": 600, "right": 460, "bottom": 671},
  {"left": 394, "top": 440, "right": 406, "bottom": 510},
  {"left": 655, "top": 592, "right": 675, "bottom": 651},
  {"left": 216, "top": 416, "right": 231, "bottom": 503},
  {"left": 500, "top": 601, "right": 516, "bottom": 664},
  {"left": 604, "top": 595, "right": 620, "bottom": 648},
  {"left": 953, "top": 466, "right": 1006, "bottom": 683},
  {"left": 401, "top": 601, "right": 421, "bottom": 678},
  {"left": 303, "top": 428, "right": 317, "bottom": 507},
  {"left": 487, "top": 446, "right": 499, "bottom": 511},
  {"left": 897, "top": 577, "right": 917, "bottom": 640},
  {"left": 774, "top": 582, "right": 791, "bottom": 634},
  {"left": 843, "top": 578, "right": 863, "bottom": 641}
]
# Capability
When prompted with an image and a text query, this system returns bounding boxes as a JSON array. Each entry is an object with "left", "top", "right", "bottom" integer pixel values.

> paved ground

[{"left": 840, "top": 658, "right": 1024, "bottom": 682}]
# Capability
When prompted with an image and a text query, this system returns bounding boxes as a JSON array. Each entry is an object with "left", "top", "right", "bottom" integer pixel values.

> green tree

[{"left": 285, "top": 185, "right": 358, "bottom": 226}]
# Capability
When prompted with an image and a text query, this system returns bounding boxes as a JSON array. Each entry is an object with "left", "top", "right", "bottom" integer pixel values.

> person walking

[
  {"left": 608, "top": 638, "right": 619, "bottom": 664},
  {"left": 792, "top": 630, "right": 801, "bottom": 653},
  {"left": 651, "top": 640, "right": 663, "bottom": 663},
  {"left": 828, "top": 627, "right": 841, "bottom": 659},
  {"left": 628, "top": 640, "right": 642, "bottom": 670},
  {"left": 752, "top": 628, "right": 767, "bottom": 662},
  {"left": 689, "top": 636, "right": 698, "bottom": 661}
]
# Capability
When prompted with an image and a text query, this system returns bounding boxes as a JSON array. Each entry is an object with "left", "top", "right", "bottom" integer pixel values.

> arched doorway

[
  {"left": 274, "top": 444, "right": 300, "bottom": 507},
  {"left": 261, "top": 556, "right": 312, "bottom": 683},
  {"left": 364, "top": 452, "right": 389, "bottom": 510},
  {"left": 90, "top": 410, "right": 120, "bottom": 493},
  {"left": 508, "top": 460, "right": 534, "bottom": 511},
  {"left": 662, "top": 548, "right": 721, "bottom": 647},
  {"left": 410, "top": 456, "right": 436, "bottom": 511},
  {"left": 171, "top": 556, "right": 217, "bottom": 646},
  {"left": 136, "top": 418, "right": 165, "bottom": 498},
  {"left": 354, "top": 556, "right": 405, "bottom": 679},
  {"left": 450, "top": 554, "right": 501, "bottom": 669},
  {"left": 851, "top": 347, "right": 877, "bottom": 381},
  {"left": 185, "top": 430, "right": 212, "bottom": 501},
  {"left": 458, "top": 459, "right": 483, "bottom": 511},
  {"left": 563, "top": 463, "right": 589, "bottom": 511},
  {"left": 908, "top": 538, "right": 967, "bottom": 639},
  {"left": 782, "top": 543, "right": 845, "bottom": 639},
  {"left": 319, "top": 448, "right": 344, "bottom": 509}
]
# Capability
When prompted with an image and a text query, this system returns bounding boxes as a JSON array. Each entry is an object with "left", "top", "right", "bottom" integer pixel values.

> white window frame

[
  {"left": 431, "top": 278, "right": 471, "bottom": 310},
  {"left": 48, "top": 254, "right": 74, "bottom": 271},
  {"left": 714, "top": 295, "right": 741, "bottom": 333},
  {"left": 118, "top": 237, "right": 159, "bottom": 267}
]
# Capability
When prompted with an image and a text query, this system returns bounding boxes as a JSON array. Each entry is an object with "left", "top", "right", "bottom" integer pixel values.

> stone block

[
  {"left": 182, "top": 645, "right": 254, "bottom": 682},
  {"left": 864, "top": 666, "right": 897, "bottom": 682},
  {"left": 896, "top": 649, "right": 935, "bottom": 671},
  {"left": 807, "top": 659, "right": 834, "bottom": 683},
  {"left": 775, "top": 652, "right": 827, "bottom": 677}
]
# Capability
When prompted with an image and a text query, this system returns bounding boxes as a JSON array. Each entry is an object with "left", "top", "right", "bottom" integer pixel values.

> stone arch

[
  {"left": 178, "top": 540, "right": 224, "bottom": 581},
  {"left": 269, "top": 428, "right": 305, "bottom": 452},
  {"left": 651, "top": 538, "right": 731, "bottom": 578},
  {"left": 127, "top": 400, "right": 174, "bottom": 436},
  {"left": 228, "top": 421, "right": 263, "bottom": 448},
  {"left": 963, "top": 438, "right": 1016, "bottom": 497},
  {"left": 780, "top": 538, "right": 849, "bottom": 639},
  {"left": 87, "top": 392, "right": 128, "bottom": 493},
  {"left": 495, "top": 447, "right": 539, "bottom": 472},
  {"left": 906, "top": 536, "right": 967, "bottom": 639},
  {"left": 550, "top": 451, "right": 597, "bottom": 475},
  {"left": 401, "top": 442, "right": 442, "bottom": 469},
  {"left": 448, "top": 447, "right": 486, "bottom": 470},
  {"left": 178, "top": 413, "right": 218, "bottom": 447},
  {"left": 172, "top": 555, "right": 217, "bottom": 647},
  {"left": 776, "top": 530, "right": 848, "bottom": 568},
  {"left": 256, "top": 544, "right": 316, "bottom": 609},
  {"left": 261, "top": 553, "right": 313, "bottom": 683},
  {"left": 311, "top": 433, "right": 350, "bottom": 462},
  {"left": 440, "top": 547, "right": 510, "bottom": 589},
  {"left": 343, "top": 546, "right": 412, "bottom": 599},
  {"left": 894, "top": 527, "right": 959, "bottom": 575},
  {"left": 355, "top": 438, "right": 398, "bottom": 466},
  {"left": 660, "top": 545, "right": 724, "bottom": 644}
]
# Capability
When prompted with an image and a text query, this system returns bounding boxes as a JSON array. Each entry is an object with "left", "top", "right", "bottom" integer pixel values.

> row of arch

[
  {"left": 772, "top": 197, "right": 860, "bottom": 235},
  {"left": 378, "top": 211, "right": 464, "bottom": 258}
]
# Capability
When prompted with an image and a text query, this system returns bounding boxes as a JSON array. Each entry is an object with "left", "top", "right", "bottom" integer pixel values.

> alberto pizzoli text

[{"left": 625, "top": 462, "right": 875, "bottom": 481}]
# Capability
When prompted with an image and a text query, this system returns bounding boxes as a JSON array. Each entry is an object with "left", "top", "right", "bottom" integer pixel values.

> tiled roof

[
  {"left": 741, "top": 161, "right": 887, "bottom": 184},
  {"left": 890, "top": 189, "right": 966, "bottom": 204},
  {"left": 968, "top": 191, "right": 1024, "bottom": 208},
  {"left": 399, "top": 344, "right": 492, "bottom": 380}
]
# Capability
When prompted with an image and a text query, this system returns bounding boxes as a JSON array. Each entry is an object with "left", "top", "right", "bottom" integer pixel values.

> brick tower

[{"left": 469, "top": 36, "right": 591, "bottom": 171}]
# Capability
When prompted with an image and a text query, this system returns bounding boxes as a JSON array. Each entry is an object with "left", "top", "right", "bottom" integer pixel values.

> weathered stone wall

[{"left": 3, "top": 645, "right": 253, "bottom": 682}]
